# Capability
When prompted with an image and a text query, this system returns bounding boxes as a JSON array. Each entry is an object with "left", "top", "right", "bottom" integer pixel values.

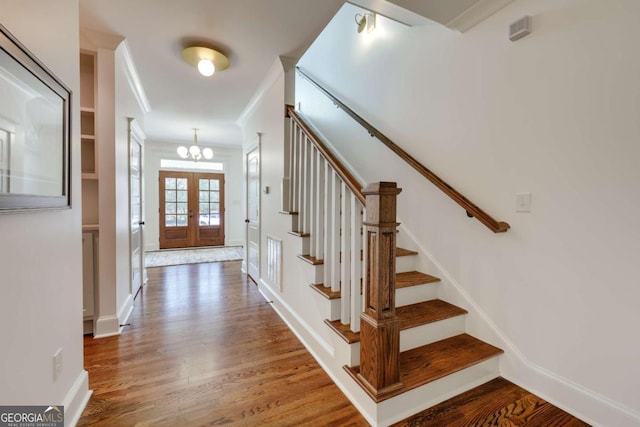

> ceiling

[{"left": 79, "top": 0, "right": 346, "bottom": 147}]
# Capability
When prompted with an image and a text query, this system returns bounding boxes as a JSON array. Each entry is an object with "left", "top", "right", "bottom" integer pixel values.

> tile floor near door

[{"left": 78, "top": 261, "right": 367, "bottom": 426}]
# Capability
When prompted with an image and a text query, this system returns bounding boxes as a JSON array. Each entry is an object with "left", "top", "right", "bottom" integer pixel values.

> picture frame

[{"left": 0, "top": 23, "right": 71, "bottom": 211}]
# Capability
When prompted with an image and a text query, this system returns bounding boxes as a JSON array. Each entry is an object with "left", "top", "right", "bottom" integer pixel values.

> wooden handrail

[
  {"left": 287, "top": 105, "right": 366, "bottom": 206},
  {"left": 296, "top": 67, "right": 510, "bottom": 233}
]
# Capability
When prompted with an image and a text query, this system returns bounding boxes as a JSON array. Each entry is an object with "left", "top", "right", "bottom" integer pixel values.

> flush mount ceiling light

[
  {"left": 355, "top": 12, "right": 376, "bottom": 34},
  {"left": 177, "top": 128, "right": 213, "bottom": 161},
  {"left": 181, "top": 46, "right": 230, "bottom": 77}
]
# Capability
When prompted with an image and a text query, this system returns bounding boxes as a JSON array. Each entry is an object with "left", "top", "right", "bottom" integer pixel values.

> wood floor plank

[
  {"left": 391, "top": 377, "right": 591, "bottom": 427},
  {"left": 78, "top": 261, "right": 368, "bottom": 426}
]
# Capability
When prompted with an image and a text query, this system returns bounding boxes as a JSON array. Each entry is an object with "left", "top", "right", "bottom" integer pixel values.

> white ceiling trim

[{"left": 117, "top": 40, "right": 151, "bottom": 114}]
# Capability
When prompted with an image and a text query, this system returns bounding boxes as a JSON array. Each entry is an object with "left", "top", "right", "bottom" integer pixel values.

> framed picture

[{"left": 0, "top": 23, "right": 71, "bottom": 211}]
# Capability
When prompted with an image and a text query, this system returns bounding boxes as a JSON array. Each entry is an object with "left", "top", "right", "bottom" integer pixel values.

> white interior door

[
  {"left": 129, "top": 119, "right": 146, "bottom": 297},
  {"left": 246, "top": 144, "right": 260, "bottom": 282}
]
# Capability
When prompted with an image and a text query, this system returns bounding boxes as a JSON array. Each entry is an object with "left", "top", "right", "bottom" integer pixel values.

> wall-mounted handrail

[
  {"left": 296, "top": 67, "right": 510, "bottom": 233},
  {"left": 287, "top": 105, "right": 366, "bottom": 205}
]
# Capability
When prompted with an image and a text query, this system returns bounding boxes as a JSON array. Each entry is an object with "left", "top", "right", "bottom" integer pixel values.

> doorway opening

[{"left": 159, "top": 171, "right": 225, "bottom": 249}]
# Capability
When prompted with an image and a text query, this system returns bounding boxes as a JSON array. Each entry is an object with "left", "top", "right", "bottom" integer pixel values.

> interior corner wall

[
  {"left": 0, "top": 0, "right": 91, "bottom": 421},
  {"left": 143, "top": 141, "right": 244, "bottom": 252},
  {"left": 296, "top": 0, "right": 640, "bottom": 425}
]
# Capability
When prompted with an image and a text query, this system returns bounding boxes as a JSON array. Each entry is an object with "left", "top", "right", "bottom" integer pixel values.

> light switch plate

[{"left": 516, "top": 193, "right": 532, "bottom": 213}]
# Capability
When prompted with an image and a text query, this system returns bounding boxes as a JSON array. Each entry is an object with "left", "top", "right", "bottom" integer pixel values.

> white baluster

[
  {"left": 361, "top": 206, "right": 367, "bottom": 315},
  {"left": 309, "top": 146, "right": 316, "bottom": 257},
  {"left": 293, "top": 125, "right": 301, "bottom": 218},
  {"left": 330, "top": 170, "right": 341, "bottom": 293},
  {"left": 315, "top": 152, "right": 325, "bottom": 260},
  {"left": 341, "top": 183, "right": 352, "bottom": 325},
  {"left": 350, "top": 196, "right": 363, "bottom": 332},
  {"left": 303, "top": 137, "right": 311, "bottom": 234},
  {"left": 323, "top": 163, "right": 333, "bottom": 289}
]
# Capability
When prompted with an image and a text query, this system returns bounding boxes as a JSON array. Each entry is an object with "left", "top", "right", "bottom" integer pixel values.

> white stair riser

[
  {"left": 309, "top": 287, "right": 342, "bottom": 321},
  {"left": 300, "top": 236, "right": 310, "bottom": 255},
  {"left": 400, "top": 316, "right": 466, "bottom": 352},
  {"left": 378, "top": 357, "right": 500, "bottom": 427},
  {"left": 396, "top": 283, "right": 438, "bottom": 307},
  {"left": 396, "top": 255, "right": 416, "bottom": 274}
]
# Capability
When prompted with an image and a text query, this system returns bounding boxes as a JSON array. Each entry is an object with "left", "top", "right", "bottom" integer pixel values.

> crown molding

[{"left": 117, "top": 40, "right": 151, "bottom": 114}]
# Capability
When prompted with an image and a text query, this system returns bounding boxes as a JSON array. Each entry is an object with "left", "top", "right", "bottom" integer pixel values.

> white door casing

[
  {"left": 246, "top": 134, "right": 260, "bottom": 282},
  {"left": 129, "top": 118, "right": 146, "bottom": 297}
]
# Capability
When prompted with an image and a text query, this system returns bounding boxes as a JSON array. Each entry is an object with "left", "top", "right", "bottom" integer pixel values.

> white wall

[
  {"left": 295, "top": 0, "right": 640, "bottom": 425},
  {"left": 240, "top": 57, "right": 295, "bottom": 275},
  {"left": 143, "top": 141, "right": 243, "bottom": 251},
  {"left": 0, "top": 1, "right": 91, "bottom": 424}
]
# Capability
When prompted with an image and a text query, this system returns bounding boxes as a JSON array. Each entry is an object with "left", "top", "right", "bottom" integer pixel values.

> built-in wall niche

[
  {"left": 81, "top": 109, "right": 95, "bottom": 135},
  {"left": 81, "top": 179, "right": 99, "bottom": 225},
  {"left": 80, "top": 52, "right": 97, "bottom": 179},
  {"left": 81, "top": 139, "right": 96, "bottom": 174},
  {"left": 79, "top": 53, "right": 95, "bottom": 108}
]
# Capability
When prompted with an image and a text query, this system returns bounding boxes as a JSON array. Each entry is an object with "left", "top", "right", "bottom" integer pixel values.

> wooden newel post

[{"left": 358, "top": 182, "right": 403, "bottom": 399}]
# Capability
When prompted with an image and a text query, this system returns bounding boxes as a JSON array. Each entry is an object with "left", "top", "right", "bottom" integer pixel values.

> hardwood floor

[
  {"left": 391, "top": 377, "right": 590, "bottom": 427},
  {"left": 78, "top": 261, "right": 367, "bottom": 426},
  {"left": 79, "top": 260, "right": 588, "bottom": 427}
]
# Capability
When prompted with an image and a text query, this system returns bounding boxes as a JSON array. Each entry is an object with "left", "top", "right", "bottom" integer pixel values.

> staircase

[{"left": 281, "top": 106, "right": 505, "bottom": 425}]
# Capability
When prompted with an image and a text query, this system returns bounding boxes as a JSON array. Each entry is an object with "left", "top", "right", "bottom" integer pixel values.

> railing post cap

[{"left": 362, "top": 182, "right": 402, "bottom": 196}]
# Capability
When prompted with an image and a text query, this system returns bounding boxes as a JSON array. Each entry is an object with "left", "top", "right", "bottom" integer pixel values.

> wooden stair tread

[
  {"left": 396, "top": 247, "right": 418, "bottom": 257},
  {"left": 391, "top": 377, "right": 590, "bottom": 426},
  {"left": 326, "top": 299, "right": 467, "bottom": 344},
  {"left": 298, "top": 254, "right": 324, "bottom": 265},
  {"left": 310, "top": 284, "right": 340, "bottom": 300},
  {"left": 278, "top": 210, "right": 299, "bottom": 215},
  {"left": 345, "top": 334, "right": 503, "bottom": 402},
  {"left": 325, "top": 319, "right": 360, "bottom": 343},
  {"left": 396, "top": 271, "right": 440, "bottom": 288},
  {"left": 288, "top": 230, "right": 310, "bottom": 237},
  {"left": 397, "top": 299, "right": 467, "bottom": 330}
]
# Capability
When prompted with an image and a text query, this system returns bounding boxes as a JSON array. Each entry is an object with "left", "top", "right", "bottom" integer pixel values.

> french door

[{"left": 159, "top": 171, "right": 225, "bottom": 249}]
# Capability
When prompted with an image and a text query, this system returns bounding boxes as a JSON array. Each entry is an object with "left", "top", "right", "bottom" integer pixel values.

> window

[{"left": 160, "top": 159, "right": 223, "bottom": 171}]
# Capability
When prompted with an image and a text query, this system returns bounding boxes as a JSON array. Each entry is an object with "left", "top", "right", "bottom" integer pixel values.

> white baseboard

[
  {"left": 63, "top": 370, "right": 92, "bottom": 427},
  {"left": 257, "top": 279, "right": 377, "bottom": 425},
  {"left": 93, "top": 315, "right": 120, "bottom": 339},
  {"left": 118, "top": 294, "right": 134, "bottom": 333},
  {"left": 258, "top": 279, "right": 333, "bottom": 356}
]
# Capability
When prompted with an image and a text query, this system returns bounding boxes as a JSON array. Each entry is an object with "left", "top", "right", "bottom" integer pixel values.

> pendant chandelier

[{"left": 177, "top": 128, "right": 213, "bottom": 161}]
